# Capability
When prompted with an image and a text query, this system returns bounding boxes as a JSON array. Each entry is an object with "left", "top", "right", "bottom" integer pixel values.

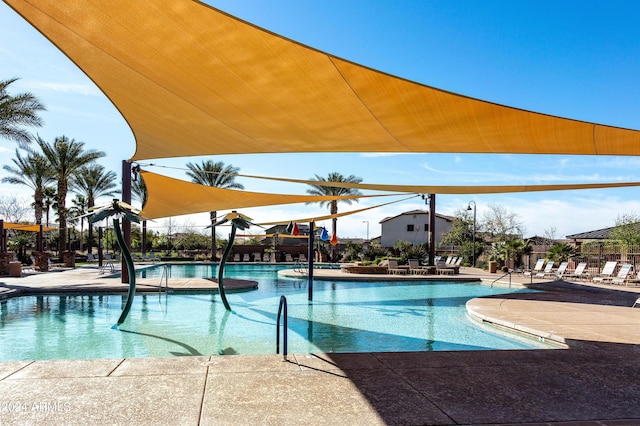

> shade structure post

[
  {"left": 0, "top": 220, "right": 5, "bottom": 253},
  {"left": 429, "top": 194, "right": 436, "bottom": 266},
  {"left": 308, "top": 221, "right": 314, "bottom": 301}
]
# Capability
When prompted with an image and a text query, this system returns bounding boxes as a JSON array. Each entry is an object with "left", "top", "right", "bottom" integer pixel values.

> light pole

[
  {"left": 467, "top": 201, "right": 476, "bottom": 267},
  {"left": 362, "top": 220, "right": 369, "bottom": 241}
]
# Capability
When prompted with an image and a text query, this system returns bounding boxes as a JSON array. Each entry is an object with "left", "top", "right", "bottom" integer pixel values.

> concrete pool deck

[{"left": 1, "top": 264, "right": 640, "bottom": 425}]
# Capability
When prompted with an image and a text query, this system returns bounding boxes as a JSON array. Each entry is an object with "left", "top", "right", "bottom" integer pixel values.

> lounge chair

[
  {"left": 633, "top": 297, "right": 640, "bottom": 308},
  {"left": 592, "top": 261, "right": 618, "bottom": 283},
  {"left": 298, "top": 253, "right": 306, "bottom": 262},
  {"left": 285, "top": 253, "right": 294, "bottom": 262},
  {"left": 263, "top": 252, "right": 271, "bottom": 262},
  {"left": 535, "top": 261, "right": 554, "bottom": 278},
  {"left": 242, "top": 253, "right": 250, "bottom": 262},
  {"left": 408, "top": 259, "right": 427, "bottom": 275},
  {"left": 524, "top": 259, "right": 545, "bottom": 277},
  {"left": 552, "top": 261, "right": 569, "bottom": 279},
  {"left": 253, "top": 252, "right": 262, "bottom": 262},
  {"left": 611, "top": 264, "right": 634, "bottom": 285},
  {"left": 233, "top": 253, "right": 240, "bottom": 262},
  {"left": 387, "top": 259, "right": 407, "bottom": 275},
  {"left": 563, "top": 262, "right": 589, "bottom": 281},
  {"left": 86, "top": 253, "right": 98, "bottom": 263}
]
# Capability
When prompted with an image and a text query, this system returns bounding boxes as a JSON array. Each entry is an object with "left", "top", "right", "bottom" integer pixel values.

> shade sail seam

[{"left": 328, "top": 56, "right": 409, "bottom": 150}]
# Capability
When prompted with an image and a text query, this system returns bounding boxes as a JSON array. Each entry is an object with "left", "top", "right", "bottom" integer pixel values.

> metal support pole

[
  {"left": 429, "top": 194, "right": 436, "bottom": 266},
  {"left": 468, "top": 201, "right": 476, "bottom": 267},
  {"left": 121, "top": 160, "right": 132, "bottom": 284},
  {"left": 308, "top": 221, "right": 314, "bottom": 302}
]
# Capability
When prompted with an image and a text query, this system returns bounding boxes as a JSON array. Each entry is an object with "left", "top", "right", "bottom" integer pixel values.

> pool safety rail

[
  {"left": 293, "top": 260, "right": 308, "bottom": 274},
  {"left": 491, "top": 270, "right": 512, "bottom": 288},
  {"left": 276, "top": 295, "right": 288, "bottom": 360},
  {"left": 158, "top": 264, "right": 169, "bottom": 293}
]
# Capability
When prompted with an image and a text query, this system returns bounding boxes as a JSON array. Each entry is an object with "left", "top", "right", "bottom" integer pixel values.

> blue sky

[{"left": 2, "top": 0, "right": 640, "bottom": 240}]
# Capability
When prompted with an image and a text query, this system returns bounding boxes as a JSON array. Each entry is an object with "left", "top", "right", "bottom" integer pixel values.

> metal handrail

[
  {"left": 490, "top": 270, "right": 512, "bottom": 288},
  {"left": 293, "top": 260, "right": 308, "bottom": 274},
  {"left": 276, "top": 295, "right": 288, "bottom": 360},
  {"left": 158, "top": 264, "right": 169, "bottom": 294}
]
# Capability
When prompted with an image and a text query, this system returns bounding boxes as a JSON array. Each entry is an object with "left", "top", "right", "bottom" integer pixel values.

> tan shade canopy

[
  {"left": 2, "top": 222, "right": 57, "bottom": 232},
  {"left": 138, "top": 171, "right": 400, "bottom": 220},
  {"left": 139, "top": 170, "right": 640, "bottom": 221},
  {"left": 6, "top": 0, "right": 640, "bottom": 160}
]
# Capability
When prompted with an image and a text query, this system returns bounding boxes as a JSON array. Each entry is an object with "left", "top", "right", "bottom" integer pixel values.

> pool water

[{"left": 0, "top": 264, "right": 551, "bottom": 361}]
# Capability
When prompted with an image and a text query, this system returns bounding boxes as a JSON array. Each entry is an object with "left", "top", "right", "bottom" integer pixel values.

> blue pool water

[{"left": 0, "top": 264, "right": 551, "bottom": 361}]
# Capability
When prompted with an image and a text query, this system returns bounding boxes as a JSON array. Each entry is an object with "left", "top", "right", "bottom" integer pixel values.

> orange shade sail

[{"left": 4, "top": 0, "right": 640, "bottom": 162}]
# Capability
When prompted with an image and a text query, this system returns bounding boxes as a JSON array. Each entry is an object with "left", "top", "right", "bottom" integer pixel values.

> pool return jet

[{"left": 88, "top": 199, "right": 147, "bottom": 326}]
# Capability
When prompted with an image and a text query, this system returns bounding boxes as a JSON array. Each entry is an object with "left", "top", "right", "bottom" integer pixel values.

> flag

[
  {"left": 320, "top": 227, "right": 329, "bottom": 241},
  {"left": 292, "top": 222, "right": 300, "bottom": 236},
  {"left": 330, "top": 232, "right": 338, "bottom": 246}
]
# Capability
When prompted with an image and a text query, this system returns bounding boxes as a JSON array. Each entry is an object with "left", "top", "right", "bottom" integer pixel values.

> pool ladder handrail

[
  {"left": 293, "top": 260, "right": 308, "bottom": 274},
  {"left": 158, "top": 264, "right": 169, "bottom": 293},
  {"left": 276, "top": 295, "right": 288, "bottom": 360},
  {"left": 490, "top": 270, "right": 512, "bottom": 288}
]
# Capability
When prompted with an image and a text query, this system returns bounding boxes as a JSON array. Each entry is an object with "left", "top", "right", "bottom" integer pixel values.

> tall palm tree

[
  {"left": 35, "top": 135, "right": 105, "bottom": 254},
  {"left": 0, "top": 78, "right": 46, "bottom": 145},
  {"left": 42, "top": 186, "right": 57, "bottom": 227},
  {"left": 185, "top": 160, "right": 244, "bottom": 260},
  {"left": 2, "top": 149, "right": 54, "bottom": 224},
  {"left": 68, "top": 194, "right": 88, "bottom": 252},
  {"left": 72, "top": 164, "right": 118, "bottom": 253},
  {"left": 306, "top": 172, "right": 363, "bottom": 241}
]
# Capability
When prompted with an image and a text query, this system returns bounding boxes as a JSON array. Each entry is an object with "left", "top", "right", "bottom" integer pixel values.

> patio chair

[
  {"left": 387, "top": 259, "right": 407, "bottom": 275},
  {"left": 408, "top": 259, "right": 427, "bottom": 275},
  {"left": 298, "top": 253, "right": 306, "bottom": 262},
  {"left": 562, "top": 262, "right": 589, "bottom": 280},
  {"left": 233, "top": 253, "right": 240, "bottom": 262},
  {"left": 86, "top": 253, "right": 98, "bottom": 263},
  {"left": 553, "top": 261, "right": 569, "bottom": 279},
  {"left": 535, "top": 261, "right": 554, "bottom": 278},
  {"left": 242, "top": 253, "right": 250, "bottom": 262},
  {"left": 592, "top": 261, "right": 618, "bottom": 283},
  {"left": 252, "top": 252, "right": 262, "bottom": 262},
  {"left": 285, "top": 253, "right": 294, "bottom": 262},
  {"left": 611, "top": 264, "right": 633, "bottom": 285},
  {"left": 524, "top": 259, "right": 545, "bottom": 277}
]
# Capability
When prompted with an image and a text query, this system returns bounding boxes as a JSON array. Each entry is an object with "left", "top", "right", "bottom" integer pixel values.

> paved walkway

[{"left": 1, "top": 265, "right": 640, "bottom": 425}]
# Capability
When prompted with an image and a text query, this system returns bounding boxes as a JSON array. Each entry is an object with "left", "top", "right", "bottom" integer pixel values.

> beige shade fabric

[
  {"left": 139, "top": 170, "right": 640, "bottom": 221},
  {"left": 2, "top": 222, "right": 57, "bottom": 232},
  {"left": 5, "top": 0, "right": 640, "bottom": 161},
  {"left": 138, "top": 171, "right": 401, "bottom": 220}
]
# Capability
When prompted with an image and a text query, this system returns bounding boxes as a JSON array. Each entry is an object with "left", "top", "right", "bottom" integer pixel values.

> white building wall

[{"left": 380, "top": 212, "right": 452, "bottom": 248}]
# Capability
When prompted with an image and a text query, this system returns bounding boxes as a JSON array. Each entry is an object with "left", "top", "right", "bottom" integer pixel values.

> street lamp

[
  {"left": 467, "top": 201, "right": 476, "bottom": 267},
  {"left": 362, "top": 220, "right": 369, "bottom": 241}
]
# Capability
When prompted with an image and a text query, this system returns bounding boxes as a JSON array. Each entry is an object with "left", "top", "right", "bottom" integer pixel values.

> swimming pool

[{"left": 0, "top": 264, "right": 552, "bottom": 361}]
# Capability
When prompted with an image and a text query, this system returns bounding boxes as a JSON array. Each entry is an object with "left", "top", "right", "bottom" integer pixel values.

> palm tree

[
  {"left": 185, "top": 160, "right": 244, "bottom": 260},
  {"left": 306, "top": 172, "right": 363, "bottom": 240},
  {"left": 2, "top": 149, "right": 54, "bottom": 224},
  {"left": 0, "top": 78, "right": 46, "bottom": 145},
  {"left": 68, "top": 194, "right": 88, "bottom": 252},
  {"left": 72, "top": 164, "right": 118, "bottom": 253},
  {"left": 42, "top": 186, "right": 57, "bottom": 227},
  {"left": 35, "top": 135, "right": 105, "bottom": 254}
]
